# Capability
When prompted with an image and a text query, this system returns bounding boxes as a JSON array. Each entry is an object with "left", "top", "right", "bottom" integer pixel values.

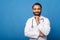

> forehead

[{"left": 33, "top": 5, "right": 41, "bottom": 8}]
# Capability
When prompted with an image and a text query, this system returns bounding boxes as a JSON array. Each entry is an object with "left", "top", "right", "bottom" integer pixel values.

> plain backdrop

[{"left": 0, "top": 0, "right": 60, "bottom": 40}]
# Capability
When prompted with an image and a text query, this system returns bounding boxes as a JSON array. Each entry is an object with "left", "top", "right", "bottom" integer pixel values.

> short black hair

[{"left": 32, "top": 2, "right": 42, "bottom": 9}]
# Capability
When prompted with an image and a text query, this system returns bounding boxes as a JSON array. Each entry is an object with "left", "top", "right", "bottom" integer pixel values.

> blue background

[{"left": 0, "top": 0, "right": 60, "bottom": 40}]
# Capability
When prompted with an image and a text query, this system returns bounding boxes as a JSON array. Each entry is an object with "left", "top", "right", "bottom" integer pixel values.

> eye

[
  {"left": 33, "top": 8, "right": 36, "bottom": 10},
  {"left": 37, "top": 8, "right": 40, "bottom": 10},
  {"left": 33, "top": 8, "right": 41, "bottom": 10}
]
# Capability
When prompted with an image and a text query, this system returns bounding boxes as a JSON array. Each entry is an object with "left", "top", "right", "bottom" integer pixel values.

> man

[{"left": 24, "top": 2, "right": 50, "bottom": 40}]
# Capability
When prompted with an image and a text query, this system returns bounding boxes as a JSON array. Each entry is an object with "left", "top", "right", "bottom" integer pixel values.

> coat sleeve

[
  {"left": 24, "top": 19, "right": 39, "bottom": 38},
  {"left": 38, "top": 18, "right": 50, "bottom": 36}
]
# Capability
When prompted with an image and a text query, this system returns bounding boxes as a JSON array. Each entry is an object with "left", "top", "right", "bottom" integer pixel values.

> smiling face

[{"left": 32, "top": 3, "right": 42, "bottom": 16}]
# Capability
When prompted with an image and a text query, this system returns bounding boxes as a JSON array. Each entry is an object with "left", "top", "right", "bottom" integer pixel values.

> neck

[{"left": 34, "top": 16, "right": 40, "bottom": 19}]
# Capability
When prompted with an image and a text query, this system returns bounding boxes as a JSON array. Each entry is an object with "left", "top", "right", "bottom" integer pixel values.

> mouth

[
  {"left": 34, "top": 12, "right": 40, "bottom": 14},
  {"left": 35, "top": 13, "right": 39, "bottom": 14},
  {"left": 34, "top": 12, "right": 40, "bottom": 13}
]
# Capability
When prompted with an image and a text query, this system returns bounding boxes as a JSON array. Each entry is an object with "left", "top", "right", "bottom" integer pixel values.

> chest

[{"left": 30, "top": 18, "right": 44, "bottom": 28}]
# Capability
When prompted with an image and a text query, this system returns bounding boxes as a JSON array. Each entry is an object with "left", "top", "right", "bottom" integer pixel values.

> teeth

[{"left": 36, "top": 13, "right": 38, "bottom": 14}]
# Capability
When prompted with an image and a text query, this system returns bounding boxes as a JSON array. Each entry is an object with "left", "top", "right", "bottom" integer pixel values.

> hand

[
  {"left": 35, "top": 16, "right": 40, "bottom": 25},
  {"left": 39, "top": 31, "right": 45, "bottom": 37}
]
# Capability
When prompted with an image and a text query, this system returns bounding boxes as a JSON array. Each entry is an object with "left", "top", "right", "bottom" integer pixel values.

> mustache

[{"left": 34, "top": 12, "right": 40, "bottom": 13}]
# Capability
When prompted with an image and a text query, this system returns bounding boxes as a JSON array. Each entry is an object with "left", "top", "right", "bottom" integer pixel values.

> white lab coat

[{"left": 24, "top": 16, "right": 50, "bottom": 40}]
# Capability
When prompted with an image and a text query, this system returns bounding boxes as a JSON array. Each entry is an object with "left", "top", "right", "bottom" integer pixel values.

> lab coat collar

[
  {"left": 32, "top": 15, "right": 44, "bottom": 20},
  {"left": 31, "top": 15, "right": 44, "bottom": 26}
]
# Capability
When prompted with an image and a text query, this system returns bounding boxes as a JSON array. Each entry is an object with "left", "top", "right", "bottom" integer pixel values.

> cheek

[{"left": 38, "top": 10, "right": 41, "bottom": 12}]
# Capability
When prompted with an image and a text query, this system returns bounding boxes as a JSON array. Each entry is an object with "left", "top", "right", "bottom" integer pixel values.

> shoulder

[{"left": 26, "top": 17, "right": 33, "bottom": 23}]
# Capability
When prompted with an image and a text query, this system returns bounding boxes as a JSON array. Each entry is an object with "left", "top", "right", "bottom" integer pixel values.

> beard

[{"left": 33, "top": 12, "right": 41, "bottom": 16}]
